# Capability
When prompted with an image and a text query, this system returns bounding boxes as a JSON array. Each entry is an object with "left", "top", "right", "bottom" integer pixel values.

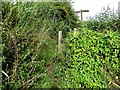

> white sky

[{"left": 71, "top": 0, "right": 120, "bottom": 20}]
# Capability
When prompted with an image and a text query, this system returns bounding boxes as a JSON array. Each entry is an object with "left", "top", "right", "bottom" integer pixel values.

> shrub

[
  {"left": 2, "top": 1, "right": 79, "bottom": 89},
  {"left": 86, "top": 6, "right": 119, "bottom": 32},
  {"left": 64, "top": 28, "right": 120, "bottom": 88}
]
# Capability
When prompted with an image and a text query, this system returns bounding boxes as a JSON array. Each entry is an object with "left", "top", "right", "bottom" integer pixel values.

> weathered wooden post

[
  {"left": 80, "top": 10, "right": 83, "bottom": 21},
  {"left": 58, "top": 31, "right": 62, "bottom": 51},
  {"left": 75, "top": 10, "right": 89, "bottom": 21},
  {"left": 73, "top": 28, "right": 77, "bottom": 37}
]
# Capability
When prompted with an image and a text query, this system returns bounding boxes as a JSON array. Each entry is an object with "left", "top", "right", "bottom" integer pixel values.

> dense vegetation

[
  {"left": 2, "top": 1, "right": 79, "bottom": 89},
  {"left": 1, "top": 1, "right": 120, "bottom": 89},
  {"left": 86, "top": 6, "right": 120, "bottom": 32},
  {"left": 64, "top": 28, "right": 120, "bottom": 88}
]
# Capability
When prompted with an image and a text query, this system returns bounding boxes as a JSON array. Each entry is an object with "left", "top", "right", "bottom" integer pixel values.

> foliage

[
  {"left": 2, "top": 1, "right": 79, "bottom": 89},
  {"left": 2, "top": 1, "right": 120, "bottom": 89},
  {"left": 2, "top": 1, "right": 79, "bottom": 37},
  {"left": 64, "top": 28, "right": 120, "bottom": 88},
  {"left": 86, "top": 6, "right": 120, "bottom": 32}
]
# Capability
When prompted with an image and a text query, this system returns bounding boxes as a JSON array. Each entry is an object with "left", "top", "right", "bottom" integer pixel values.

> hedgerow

[
  {"left": 1, "top": 1, "right": 120, "bottom": 89},
  {"left": 2, "top": 1, "right": 79, "bottom": 89},
  {"left": 64, "top": 28, "right": 120, "bottom": 88}
]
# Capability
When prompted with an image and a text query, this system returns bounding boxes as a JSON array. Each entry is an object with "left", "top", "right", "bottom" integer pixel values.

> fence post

[
  {"left": 58, "top": 31, "right": 62, "bottom": 52},
  {"left": 74, "top": 28, "right": 77, "bottom": 37}
]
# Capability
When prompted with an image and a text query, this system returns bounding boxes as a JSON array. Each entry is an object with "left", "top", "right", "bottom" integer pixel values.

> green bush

[
  {"left": 2, "top": 1, "right": 79, "bottom": 89},
  {"left": 64, "top": 28, "right": 120, "bottom": 88},
  {"left": 2, "top": 1, "right": 119, "bottom": 89},
  {"left": 86, "top": 6, "right": 119, "bottom": 32},
  {"left": 2, "top": 1, "right": 79, "bottom": 38}
]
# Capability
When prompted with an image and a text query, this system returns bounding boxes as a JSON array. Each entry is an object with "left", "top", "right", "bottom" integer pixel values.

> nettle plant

[{"left": 64, "top": 28, "right": 120, "bottom": 88}]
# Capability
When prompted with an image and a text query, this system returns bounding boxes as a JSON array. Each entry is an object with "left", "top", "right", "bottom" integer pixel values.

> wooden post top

[
  {"left": 75, "top": 10, "right": 89, "bottom": 13},
  {"left": 75, "top": 9, "right": 89, "bottom": 21}
]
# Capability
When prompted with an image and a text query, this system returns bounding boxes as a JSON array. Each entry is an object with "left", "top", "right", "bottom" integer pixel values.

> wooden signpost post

[{"left": 75, "top": 9, "right": 89, "bottom": 21}]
